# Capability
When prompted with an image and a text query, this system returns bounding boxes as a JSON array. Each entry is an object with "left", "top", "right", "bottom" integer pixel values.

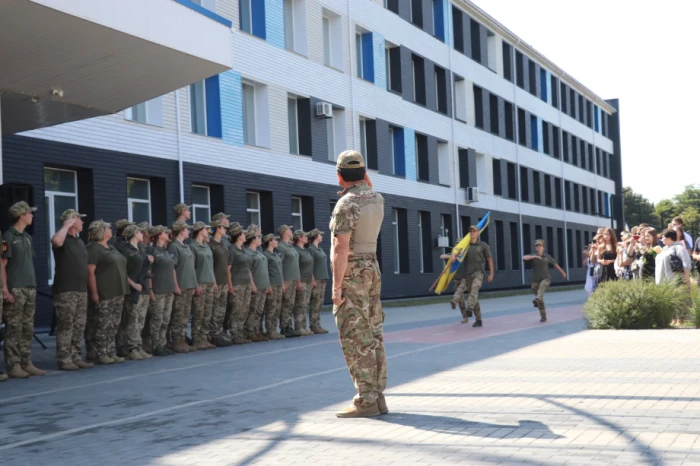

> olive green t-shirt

[
  {"left": 531, "top": 253, "right": 556, "bottom": 282},
  {"left": 229, "top": 243, "right": 253, "bottom": 286},
  {"left": 2, "top": 227, "right": 36, "bottom": 289},
  {"left": 277, "top": 241, "right": 300, "bottom": 281},
  {"left": 87, "top": 242, "right": 128, "bottom": 300},
  {"left": 118, "top": 242, "right": 151, "bottom": 295},
  {"left": 209, "top": 239, "right": 230, "bottom": 286},
  {"left": 465, "top": 241, "right": 492, "bottom": 275},
  {"left": 263, "top": 249, "right": 283, "bottom": 287},
  {"left": 52, "top": 234, "right": 88, "bottom": 294},
  {"left": 453, "top": 260, "right": 468, "bottom": 281},
  {"left": 190, "top": 241, "right": 215, "bottom": 284},
  {"left": 307, "top": 245, "right": 329, "bottom": 281},
  {"left": 168, "top": 240, "right": 198, "bottom": 290},
  {"left": 295, "top": 245, "right": 314, "bottom": 283},
  {"left": 246, "top": 247, "right": 270, "bottom": 289},
  {"left": 150, "top": 244, "right": 175, "bottom": 294}
]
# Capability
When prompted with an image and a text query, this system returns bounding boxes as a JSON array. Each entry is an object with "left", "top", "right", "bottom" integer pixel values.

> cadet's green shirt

[
  {"left": 168, "top": 240, "right": 198, "bottom": 289},
  {"left": 2, "top": 227, "right": 36, "bottom": 288},
  {"left": 52, "top": 234, "right": 88, "bottom": 294},
  {"left": 87, "top": 242, "right": 128, "bottom": 300},
  {"left": 150, "top": 245, "right": 175, "bottom": 294},
  {"left": 229, "top": 243, "right": 253, "bottom": 286},
  {"left": 531, "top": 253, "right": 556, "bottom": 282},
  {"left": 118, "top": 242, "right": 151, "bottom": 295},
  {"left": 465, "top": 241, "right": 492, "bottom": 275},
  {"left": 295, "top": 245, "right": 314, "bottom": 283},
  {"left": 277, "top": 241, "right": 300, "bottom": 281},
  {"left": 263, "top": 249, "right": 283, "bottom": 286},
  {"left": 453, "top": 260, "right": 468, "bottom": 281},
  {"left": 209, "top": 239, "right": 230, "bottom": 286},
  {"left": 246, "top": 247, "right": 270, "bottom": 289},
  {"left": 190, "top": 241, "right": 215, "bottom": 284},
  {"left": 307, "top": 245, "right": 329, "bottom": 281}
]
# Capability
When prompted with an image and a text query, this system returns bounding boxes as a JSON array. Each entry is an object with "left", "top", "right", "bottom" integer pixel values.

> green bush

[
  {"left": 691, "top": 285, "right": 700, "bottom": 328},
  {"left": 584, "top": 279, "right": 687, "bottom": 329}
]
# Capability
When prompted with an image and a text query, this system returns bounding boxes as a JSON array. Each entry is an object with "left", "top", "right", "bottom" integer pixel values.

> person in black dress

[{"left": 598, "top": 227, "right": 618, "bottom": 282}]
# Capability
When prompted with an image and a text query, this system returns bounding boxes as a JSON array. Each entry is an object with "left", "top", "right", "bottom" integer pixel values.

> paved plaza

[{"left": 2, "top": 290, "right": 700, "bottom": 465}]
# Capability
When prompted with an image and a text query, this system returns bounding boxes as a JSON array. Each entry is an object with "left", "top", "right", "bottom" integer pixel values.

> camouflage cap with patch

[
  {"left": 171, "top": 220, "right": 190, "bottom": 233},
  {"left": 336, "top": 150, "right": 365, "bottom": 170},
  {"left": 245, "top": 228, "right": 260, "bottom": 240},
  {"left": 147, "top": 225, "right": 170, "bottom": 237},
  {"left": 173, "top": 203, "right": 191, "bottom": 216},
  {"left": 114, "top": 219, "right": 134, "bottom": 232},
  {"left": 124, "top": 224, "right": 147, "bottom": 239},
  {"left": 210, "top": 218, "right": 227, "bottom": 229},
  {"left": 60, "top": 209, "right": 87, "bottom": 222},
  {"left": 191, "top": 221, "right": 211, "bottom": 233},
  {"left": 9, "top": 201, "right": 38, "bottom": 218},
  {"left": 88, "top": 219, "right": 111, "bottom": 230},
  {"left": 535, "top": 239, "right": 545, "bottom": 246},
  {"left": 246, "top": 223, "right": 260, "bottom": 234},
  {"left": 137, "top": 221, "right": 150, "bottom": 230},
  {"left": 262, "top": 233, "right": 279, "bottom": 244},
  {"left": 211, "top": 212, "right": 230, "bottom": 221}
]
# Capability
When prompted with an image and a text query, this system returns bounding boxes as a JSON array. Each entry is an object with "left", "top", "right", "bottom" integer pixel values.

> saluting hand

[{"left": 63, "top": 217, "right": 77, "bottom": 229}]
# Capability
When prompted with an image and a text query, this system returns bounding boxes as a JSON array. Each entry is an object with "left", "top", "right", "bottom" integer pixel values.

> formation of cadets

[{"left": 0, "top": 201, "right": 330, "bottom": 381}]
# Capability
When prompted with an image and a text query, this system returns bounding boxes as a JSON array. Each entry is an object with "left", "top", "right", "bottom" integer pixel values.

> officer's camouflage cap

[
  {"left": 308, "top": 228, "right": 324, "bottom": 239},
  {"left": 277, "top": 225, "right": 291, "bottom": 237},
  {"left": 114, "top": 219, "right": 134, "bottom": 232},
  {"left": 88, "top": 220, "right": 111, "bottom": 230},
  {"left": 173, "top": 203, "right": 191, "bottom": 216},
  {"left": 191, "top": 221, "right": 211, "bottom": 233},
  {"left": 9, "top": 201, "right": 37, "bottom": 217},
  {"left": 137, "top": 221, "right": 150, "bottom": 230},
  {"left": 535, "top": 239, "right": 545, "bottom": 246},
  {"left": 293, "top": 229, "right": 308, "bottom": 241},
  {"left": 468, "top": 225, "right": 479, "bottom": 232},
  {"left": 228, "top": 222, "right": 243, "bottom": 238},
  {"left": 211, "top": 212, "right": 230, "bottom": 221},
  {"left": 245, "top": 228, "right": 260, "bottom": 240},
  {"left": 246, "top": 223, "right": 261, "bottom": 234},
  {"left": 336, "top": 150, "right": 365, "bottom": 169},
  {"left": 60, "top": 209, "right": 86, "bottom": 222},
  {"left": 147, "top": 225, "right": 171, "bottom": 237},
  {"left": 171, "top": 220, "right": 191, "bottom": 233},
  {"left": 262, "top": 233, "right": 279, "bottom": 245},
  {"left": 210, "top": 218, "right": 227, "bottom": 229},
  {"left": 123, "top": 224, "right": 146, "bottom": 239}
]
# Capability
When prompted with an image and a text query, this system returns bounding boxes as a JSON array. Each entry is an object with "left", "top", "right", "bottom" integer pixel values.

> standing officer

[
  {"left": 173, "top": 203, "right": 191, "bottom": 223},
  {"left": 2, "top": 201, "right": 47, "bottom": 378},
  {"left": 307, "top": 229, "right": 330, "bottom": 334},
  {"left": 50, "top": 209, "right": 94, "bottom": 371},
  {"left": 276, "top": 225, "right": 301, "bottom": 338},
  {"left": 449, "top": 225, "right": 494, "bottom": 328},
  {"left": 262, "top": 234, "right": 285, "bottom": 340},
  {"left": 330, "top": 150, "right": 385, "bottom": 418}
]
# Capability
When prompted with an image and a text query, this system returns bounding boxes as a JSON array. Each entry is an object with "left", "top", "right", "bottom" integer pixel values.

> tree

[
  {"left": 623, "top": 187, "right": 660, "bottom": 228},
  {"left": 681, "top": 206, "right": 700, "bottom": 240},
  {"left": 655, "top": 199, "right": 677, "bottom": 228}
]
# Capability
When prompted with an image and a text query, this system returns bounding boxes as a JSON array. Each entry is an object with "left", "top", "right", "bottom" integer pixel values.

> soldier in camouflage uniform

[
  {"left": 330, "top": 151, "right": 387, "bottom": 418},
  {"left": 51, "top": 209, "right": 93, "bottom": 371},
  {"left": 2, "top": 201, "right": 47, "bottom": 378},
  {"left": 209, "top": 217, "right": 233, "bottom": 347},
  {"left": 87, "top": 220, "right": 129, "bottom": 365},
  {"left": 262, "top": 234, "right": 285, "bottom": 339},
  {"left": 168, "top": 220, "right": 198, "bottom": 353},
  {"left": 109, "top": 219, "right": 134, "bottom": 248},
  {"left": 449, "top": 225, "right": 494, "bottom": 328},
  {"left": 292, "top": 230, "right": 315, "bottom": 336},
  {"left": 523, "top": 239, "right": 567, "bottom": 322},
  {"left": 276, "top": 225, "right": 301, "bottom": 338},
  {"left": 145, "top": 225, "right": 176, "bottom": 356},
  {"left": 244, "top": 228, "right": 270, "bottom": 341},
  {"left": 190, "top": 221, "right": 217, "bottom": 350},
  {"left": 227, "top": 223, "right": 253, "bottom": 344},
  {"left": 307, "top": 229, "right": 330, "bottom": 334}
]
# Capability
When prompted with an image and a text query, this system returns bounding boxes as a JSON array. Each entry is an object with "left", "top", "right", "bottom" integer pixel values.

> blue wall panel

[
  {"left": 265, "top": 0, "right": 284, "bottom": 48},
  {"left": 252, "top": 0, "right": 267, "bottom": 40},
  {"left": 530, "top": 115, "right": 539, "bottom": 152},
  {"left": 220, "top": 71, "right": 245, "bottom": 146},
  {"left": 536, "top": 116, "right": 544, "bottom": 154},
  {"left": 404, "top": 127, "right": 416, "bottom": 181},
  {"left": 433, "top": 0, "right": 445, "bottom": 42},
  {"left": 361, "top": 33, "right": 375, "bottom": 83},
  {"left": 205, "top": 75, "right": 222, "bottom": 138},
  {"left": 393, "top": 128, "right": 405, "bottom": 177},
  {"left": 373, "top": 32, "right": 386, "bottom": 90}
]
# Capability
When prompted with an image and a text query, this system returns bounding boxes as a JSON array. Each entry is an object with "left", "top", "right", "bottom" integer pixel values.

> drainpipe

[
  {"left": 556, "top": 72, "right": 570, "bottom": 279},
  {"left": 512, "top": 39, "right": 526, "bottom": 286},
  {"left": 175, "top": 89, "right": 184, "bottom": 203},
  {"left": 448, "top": 36, "right": 460, "bottom": 240},
  {"left": 347, "top": 0, "right": 357, "bottom": 148}
]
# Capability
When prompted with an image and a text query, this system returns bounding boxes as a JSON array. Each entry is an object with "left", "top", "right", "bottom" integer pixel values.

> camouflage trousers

[
  {"left": 117, "top": 295, "right": 149, "bottom": 352},
  {"left": 87, "top": 296, "right": 125, "bottom": 359},
  {"left": 209, "top": 284, "right": 229, "bottom": 340},
  {"left": 454, "top": 271, "right": 484, "bottom": 321},
  {"left": 245, "top": 291, "right": 267, "bottom": 335},
  {"left": 171, "top": 288, "right": 195, "bottom": 341},
  {"left": 3, "top": 287, "right": 37, "bottom": 368},
  {"left": 192, "top": 283, "right": 215, "bottom": 344},
  {"left": 148, "top": 293, "right": 174, "bottom": 349},
  {"left": 333, "top": 259, "right": 387, "bottom": 408},
  {"left": 265, "top": 285, "right": 283, "bottom": 334},
  {"left": 532, "top": 278, "right": 551, "bottom": 317},
  {"left": 293, "top": 282, "right": 312, "bottom": 331},
  {"left": 227, "top": 284, "right": 251, "bottom": 340},
  {"left": 279, "top": 280, "right": 298, "bottom": 330},
  {"left": 54, "top": 291, "right": 88, "bottom": 365},
  {"left": 309, "top": 280, "right": 326, "bottom": 330}
]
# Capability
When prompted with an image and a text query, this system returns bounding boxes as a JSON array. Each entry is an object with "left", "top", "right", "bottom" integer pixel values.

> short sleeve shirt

[
  {"left": 247, "top": 248, "right": 270, "bottom": 289},
  {"left": 229, "top": 243, "right": 253, "bottom": 286},
  {"left": 119, "top": 242, "right": 151, "bottom": 295},
  {"left": 464, "top": 241, "right": 492, "bottom": 275},
  {"left": 2, "top": 227, "right": 36, "bottom": 288},
  {"left": 295, "top": 245, "right": 314, "bottom": 283},
  {"left": 190, "top": 241, "right": 215, "bottom": 285},
  {"left": 209, "top": 239, "right": 230, "bottom": 286},
  {"left": 150, "top": 244, "right": 176, "bottom": 294},
  {"left": 276, "top": 241, "right": 300, "bottom": 281},
  {"left": 531, "top": 253, "right": 556, "bottom": 282},
  {"left": 308, "top": 245, "right": 329, "bottom": 281},
  {"left": 263, "top": 249, "right": 284, "bottom": 286},
  {"left": 168, "top": 240, "right": 198, "bottom": 290},
  {"left": 52, "top": 235, "right": 88, "bottom": 293},
  {"left": 88, "top": 242, "right": 128, "bottom": 300}
]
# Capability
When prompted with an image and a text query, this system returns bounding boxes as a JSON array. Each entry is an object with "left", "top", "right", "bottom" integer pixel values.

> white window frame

[
  {"left": 190, "top": 80, "right": 207, "bottom": 135},
  {"left": 192, "top": 0, "right": 216, "bottom": 11},
  {"left": 288, "top": 96, "right": 299, "bottom": 154},
  {"left": 240, "top": 0, "right": 253, "bottom": 34},
  {"left": 359, "top": 117, "right": 368, "bottom": 159},
  {"left": 291, "top": 196, "right": 303, "bottom": 230},
  {"left": 323, "top": 15, "right": 331, "bottom": 66},
  {"left": 125, "top": 102, "right": 147, "bottom": 124},
  {"left": 191, "top": 185, "right": 211, "bottom": 223},
  {"left": 392, "top": 209, "right": 400, "bottom": 274},
  {"left": 284, "top": 0, "right": 295, "bottom": 51},
  {"left": 434, "top": 70, "right": 439, "bottom": 108},
  {"left": 45, "top": 168, "right": 78, "bottom": 285},
  {"left": 246, "top": 191, "right": 261, "bottom": 226},
  {"left": 242, "top": 81, "right": 257, "bottom": 145},
  {"left": 127, "top": 177, "right": 152, "bottom": 224},
  {"left": 418, "top": 213, "right": 424, "bottom": 273},
  {"left": 385, "top": 46, "right": 391, "bottom": 90},
  {"left": 322, "top": 9, "right": 343, "bottom": 71},
  {"left": 414, "top": 135, "right": 420, "bottom": 179},
  {"left": 355, "top": 33, "right": 363, "bottom": 79},
  {"left": 437, "top": 141, "right": 450, "bottom": 186}
]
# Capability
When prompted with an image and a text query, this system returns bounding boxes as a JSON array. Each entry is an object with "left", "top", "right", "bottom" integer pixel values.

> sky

[{"left": 474, "top": 0, "right": 698, "bottom": 205}]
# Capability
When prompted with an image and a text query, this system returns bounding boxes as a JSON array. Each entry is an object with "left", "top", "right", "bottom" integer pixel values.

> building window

[
  {"left": 492, "top": 159, "right": 502, "bottom": 196},
  {"left": 387, "top": 0, "right": 399, "bottom": 14},
  {"left": 242, "top": 82, "right": 256, "bottom": 145},
  {"left": 386, "top": 43, "right": 402, "bottom": 92},
  {"left": 533, "top": 171, "right": 541, "bottom": 204},
  {"left": 326, "top": 117, "right": 335, "bottom": 162},
  {"left": 517, "top": 108, "right": 526, "bottom": 146},
  {"left": 390, "top": 126, "right": 405, "bottom": 177},
  {"left": 125, "top": 102, "right": 146, "bottom": 124},
  {"left": 452, "top": 6, "right": 464, "bottom": 53},
  {"left": 283, "top": 0, "right": 307, "bottom": 55},
  {"left": 434, "top": 66, "right": 448, "bottom": 114},
  {"left": 190, "top": 80, "right": 207, "bottom": 135},
  {"left": 571, "top": 135, "right": 578, "bottom": 166},
  {"left": 582, "top": 186, "right": 588, "bottom": 214},
  {"left": 284, "top": 0, "right": 295, "bottom": 51},
  {"left": 322, "top": 10, "right": 343, "bottom": 71},
  {"left": 489, "top": 93, "right": 499, "bottom": 135},
  {"left": 551, "top": 75, "right": 558, "bottom": 108},
  {"left": 560, "top": 82, "right": 567, "bottom": 113},
  {"left": 540, "top": 68, "right": 548, "bottom": 102},
  {"left": 419, "top": 211, "right": 433, "bottom": 273},
  {"left": 510, "top": 222, "right": 520, "bottom": 270},
  {"left": 246, "top": 191, "right": 261, "bottom": 226},
  {"left": 356, "top": 30, "right": 375, "bottom": 82},
  {"left": 555, "top": 177, "right": 562, "bottom": 209},
  {"left": 562, "top": 131, "right": 569, "bottom": 162},
  {"left": 326, "top": 106, "right": 346, "bottom": 162},
  {"left": 544, "top": 174, "right": 552, "bottom": 206},
  {"left": 441, "top": 214, "right": 453, "bottom": 248},
  {"left": 127, "top": 178, "right": 151, "bottom": 224},
  {"left": 473, "top": 85, "right": 484, "bottom": 129},
  {"left": 504, "top": 101, "right": 514, "bottom": 141},
  {"left": 192, "top": 0, "right": 216, "bottom": 10},
  {"left": 507, "top": 162, "right": 517, "bottom": 200},
  {"left": 470, "top": 18, "right": 481, "bottom": 62},
  {"left": 552, "top": 126, "right": 560, "bottom": 159},
  {"left": 415, "top": 133, "right": 429, "bottom": 182},
  {"left": 240, "top": 0, "right": 265, "bottom": 39},
  {"left": 486, "top": 30, "right": 497, "bottom": 72},
  {"left": 573, "top": 183, "right": 580, "bottom": 212},
  {"left": 530, "top": 115, "right": 538, "bottom": 151},
  {"left": 241, "top": 80, "right": 270, "bottom": 148},
  {"left": 288, "top": 96, "right": 299, "bottom": 154},
  {"left": 359, "top": 117, "right": 378, "bottom": 170},
  {"left": 192, "top": 185, "right": 211, "bottom": 223},
  {"left": 125, "top": 97, "right": 164, "bottom": 127},
  {"left": 454, "top": 75, "right": 467, "bottom": 122},
  {"left": 359, "top": 117, "right": 368, "bottom": 160},
  {"left": 564, "top": 181, "right": 572, "bottom": 211},
  {"left": 502, "top": 42, "right": 513, "bottom": 82},
  {"left": 392, "top": 209, "right": 400, "bottom": 274},
  {"left": 523, "top": 223, "right": 531, "bottom": 269},
  {"left": 567, "top": 229, "right": 574, "bottom": 268},
  {"left": 412, "top": 54, "right": 426, "bottom": 105},
  {"left": 458, "top": 148, "right": 469, "bottom": 188},
  {"left": 393, "top": 208, "right": 409, "bottom": 274},
  {"left": 437, "top": 141, "right": 450, "bottom": 186},
  {"left": 495, "top": 220, "right": 505, "bottom": 270},
  {"left": 515, "top": 50, "right": 524, "bottom": 88},
  {"left": 291, "top": 196, "right": 303, "bottom": 230},
  {"left": 45, "top": 168, "right": 78, "bottom": 283},
  {"left": 410, "top": 0, "right": 423, "bottom": 27},
  {"left": 433, "top": 0, "right": 445, "bottom": 42},
  {"left": 542, "top": 121, "right": 550, "bottom": 155},
  {"left": 520, "top": 166, "right": 529, "bottom": 202}
]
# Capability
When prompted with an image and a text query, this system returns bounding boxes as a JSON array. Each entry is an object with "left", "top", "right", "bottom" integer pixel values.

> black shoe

[
  {"left": 540, "top": 316, "right": 547, "bottom": 323},
  {"left": 282, "top": 327, "right": 300, "bottom": 338},
  {"left": 467, "top": 309, "right": 473, "bottom": 318},
  {"left": 472, "top": 320, "right": 483, "bottom": 328},
  {"left": 532, "top": 298, "right": 539, "bottom": 308}
]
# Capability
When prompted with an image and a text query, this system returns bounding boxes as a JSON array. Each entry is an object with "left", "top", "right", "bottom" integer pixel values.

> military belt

[{"left": 348, "top": 253, "right": 377, "bottom": 261}]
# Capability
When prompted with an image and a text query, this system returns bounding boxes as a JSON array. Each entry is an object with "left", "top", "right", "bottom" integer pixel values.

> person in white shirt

[{"left": 655, "top": 229, "right": 693, "bottom": 325}]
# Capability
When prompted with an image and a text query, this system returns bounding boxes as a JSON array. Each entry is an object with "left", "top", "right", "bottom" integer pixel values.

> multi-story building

[{"left": 1, "top": 0, "right": 623, "bottom": 327}]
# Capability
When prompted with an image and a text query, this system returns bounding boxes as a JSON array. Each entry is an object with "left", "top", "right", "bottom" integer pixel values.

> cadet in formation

[
  {"left": 277, "top": 225, "right": 301, "bottom": 338},
  {"left": 293, "top": 230, "right": 315, "bottom": 336},
  {"left": 523, "top": 239, "right": 566, "bottom": 322},
  {"left": 227, "top": 222, "right": 253, "bottom": 344},
  {"left": 262, "top": 233, "right": 285, "bottom": 340},
  {"left": 245, "top": 227, "right": 269, "bottom": 341},
  {"left": 307, "top": 229, "right": 330, "bottom": 334},
  {"left": 146, "top": 225, "right": 176, "bottom": 357},
  {"left": 190, "top": 221, "right": 217, "bottom": 350},
  {"left": 209, "top": 217, "right": 233, "bottom": 347},
  {"left": 169, "top": 220, "right": 197, "bottom": 353}
]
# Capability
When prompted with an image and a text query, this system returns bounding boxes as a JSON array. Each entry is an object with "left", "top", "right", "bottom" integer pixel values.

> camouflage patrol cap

[
  {"left": 114, "top": 219, "right": 134, "bottom": 232},
  {"left": 191, "top": 221, "right": 211, "bottom": 233},
  {"left": 246, "top": 224, "right": 261, "bottom": 234},
  {"left": 60, "top": 209, "right": 86, "bottom": 222},
  {"left": 293, "top": 229, "right": 308, "bottom": 241},
  {"left": 211, "top": 212, "right": 230, "bottom": 221},
  {"left": 277, "top": 225, "right": 291, "bottom": 237},
  {"left": 171, "top": 220, "right": 190, "bottom": 233},
  {"left": 308, "top": 228, "right": 324, "bottom": 239},
  {"left": 262, "top": 233, "right": 279, "bottom": 245},
  {"left": 88, "top": 219, "right": 111, "bottom": 231},
  {"left": 535, "top": 239, "right": 545, "bottom": 246},
  {"left": 336, "top": 150, "right": 365, "bottom": 170},
  {"left": 210, "top": 218, "right": 227, "bottom": 229},
  {"left": 9, "top": 201, "right": 37, "bottom": 218},
  {"left": 245, "top": 228, "right": 260, "bottom": 240},
  {"left": 137, "top": 221, "right": 150, "bottom": 230},
  {"left": 468, "top": 225, "right": 479, "bottom": 232},
  {"left": 123, "top": 224, "right": 146, "bottom": 239},
  {"left": 228, "top": 222, "right": 243, "bottom": 238},
  {"left": 147, "top": 225, "right": 170, "bottom": 237},
  {"left": 173, "top": 203, "right": 191, "bottom": 216}
]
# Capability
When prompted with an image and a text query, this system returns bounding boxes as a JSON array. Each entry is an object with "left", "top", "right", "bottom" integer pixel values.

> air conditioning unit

[
  {"left": 465, "top": 187, "right": 479, "bottom": 204},
  {"left": 436, "top": 235, "right": 450, "bottom": 248},
  {"left": 316, "top": 102, "right": 333, "bottom": 118}
]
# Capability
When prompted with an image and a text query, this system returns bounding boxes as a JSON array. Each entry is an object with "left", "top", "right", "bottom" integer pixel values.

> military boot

[
  {"left": 7, "top": 365, "right": 29, "bottom": 379},
  {"left": 139, "top": 349, "right": 153, "bottom": 359},
  {"left": 58, "top": 361, "right": 80, "bottom": 371},
  {"left": 335, "top": 402, "right": 381, "bottom": 418},
  {"left": 377, "top": 394, "right": 389, "bottom": 415},
  {"left": 533, "top": 298, "right": 540, "bottom": 308},
  {"left": 194, "top": 340, "right": 211, "bottom": 351},
  {"left": 257, "top": 333, "right": 269, "bottom": 342},
  {"left": 73, "top": 359, "right": 94, "bottom": 369},
  {"left": 153, "top": 347, "right": 169, "bottom": 357},
  {"left": 267, "top": 331, "right": 285, "bottom": 340},
  {"left": 299, "top": 328, "right": 314, "bottom": 337},
  {"left": 310, "top": 327, "right": 329, "bottom": 334},
  {"left": 472, "top": 320, "right": 483, "bottom": 328},
  {"left": 172, "top": 339, "right": 190, "bottom": 354},
  {"left": 0, "top": 372, "right": 7, "bottom": 382},
  {"left": 248, "top": 333, "right": 262, "bottom": 342},
  {"left": 22, "top": 363, "right": 48, "bottom": 377},
  {"left": 111, "top": 355, "right": 125, "bottom": 363},
  {"left": 127, "top": 350, "right": 143, "bottom": 361},
  {"left": 97, "top": 356, "right": 115, "bottom": 365}
]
